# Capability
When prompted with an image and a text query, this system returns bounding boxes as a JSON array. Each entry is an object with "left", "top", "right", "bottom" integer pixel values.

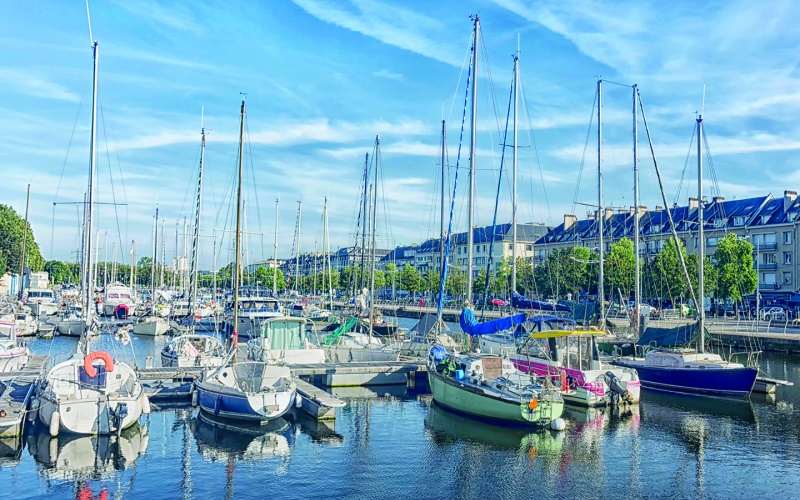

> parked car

[
  {"left": 490, "top": 298, "right": 506, "bottom": 307},
  {"left": 760, "top": 307, "right": 786, "bottom": 321}
]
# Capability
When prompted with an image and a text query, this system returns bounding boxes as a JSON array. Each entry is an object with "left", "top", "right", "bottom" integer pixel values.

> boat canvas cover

[
  {"left": 459, "top": 308, "right": 527, "bottom": 336},
  {"left": 571, "top": 302, "right": 597, "bottom": 323},
  {"left": 409, "top": 313, "right": 450, "bottom": 338},
  {"left": 636, "top": 321, "right": 700, "bottom": 347},
  {"left": 322, "top": 317, "right": 358, "bottom": 345},
  {"left": 511, "top": 291, "right": 571, "bottom": 312}
]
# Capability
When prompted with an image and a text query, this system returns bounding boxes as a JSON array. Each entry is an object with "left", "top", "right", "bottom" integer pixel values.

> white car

[{"left": 760, "top": 307, "right": 786, "bottom": 321}]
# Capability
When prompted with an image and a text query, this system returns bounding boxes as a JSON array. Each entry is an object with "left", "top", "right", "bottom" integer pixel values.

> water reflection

[
  {"left": 0, "top": 435, "right": 22, "bottom": 465},
  {"left": 27, "top": 423, "right": 148, "bottom": 480},
  {"left": 191, "top": 413, "right": 293, "bottom": 462}
]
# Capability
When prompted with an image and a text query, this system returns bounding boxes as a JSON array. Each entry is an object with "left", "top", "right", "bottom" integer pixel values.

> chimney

[
  {"left": 605, "top": 208, "right": 614, "bottom": 220},
  {"left": 689, "top": 197, "right": 699, "bottom": 209},
  {"left": 564, "top": 214, "right": 577, "bottom": 230},
  {"left": 785, "top": 190, "right": 797, "bottom": 212},
  {"left": 655, "top": 205, "right": 663, "bottom": 211},
  {"left": 713, "top": 196, "right": 725, "bottom": 204}
]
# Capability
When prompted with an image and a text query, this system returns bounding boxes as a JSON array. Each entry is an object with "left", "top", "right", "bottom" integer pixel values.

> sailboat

[
  {"left": 428, "top": 19, "right": 565, "bottom": 428},
  {"left": 133, "top": 208, "right": 169, "bottom": 336},
  {"left": 37, "top": 39, "right": 149, "bottom": 437},
  {"left": 0, "top": 322, "right": 29, "bottom": 372},
  {"left": 612, "top": 97, "right": 758, "bottom": 397},
  {"left": 194, "top": 99, "right": 297, "bottom": 423}
]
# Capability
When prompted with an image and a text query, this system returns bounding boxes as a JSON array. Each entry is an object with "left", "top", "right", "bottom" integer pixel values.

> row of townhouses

[{"left": 246, "top": 191, "right": 800, "bottom": 293}]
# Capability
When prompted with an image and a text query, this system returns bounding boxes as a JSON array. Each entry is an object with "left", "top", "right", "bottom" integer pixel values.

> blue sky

[{"left": 2, "top": 0, "right": 799, "bottom": 269}]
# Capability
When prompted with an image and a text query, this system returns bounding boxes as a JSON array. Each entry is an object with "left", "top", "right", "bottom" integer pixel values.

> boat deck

[{"left": 0, "top": 355, "right": 47, "bottom": 438}]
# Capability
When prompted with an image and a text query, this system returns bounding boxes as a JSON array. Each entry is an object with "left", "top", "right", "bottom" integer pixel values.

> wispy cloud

[
  {"left": 0, "top": 69, "right": 79, "bottom": 102},
  {"left": 374, "top": 69, "right": 404, "bottom": 81},
  {"left": 291, "top": 0, "right": 463, "bottom": 66},
  {"left": 110, "top": 0, "right": 204, "bottom": 36}
]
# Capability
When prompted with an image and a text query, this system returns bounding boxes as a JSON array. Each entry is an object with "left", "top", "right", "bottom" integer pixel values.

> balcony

[
  {"left": 759, "top": 263, "right": 778, "bottom": 271},
  {"left": 759, "top": 283, "right": 780, "bottom": 290},
  {"left": 757, "top": 242, "right": 778, "bottom": 251}
]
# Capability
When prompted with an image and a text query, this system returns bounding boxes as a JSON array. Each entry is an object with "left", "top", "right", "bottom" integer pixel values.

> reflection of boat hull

[
  {"left": 613, "top": 361, "right": 757, "bottom": 397},
  {"left": 193, "top": 412, "right": 292, "bottom": 460}
]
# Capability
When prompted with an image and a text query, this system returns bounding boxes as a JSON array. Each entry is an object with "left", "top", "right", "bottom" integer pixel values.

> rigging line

[
  {"left": 98, "top": 101, "right": 125, "bottom": 265},
  {"left": 52, "top": 93, "right": 87, "bottom": 258},
  {"left": 480, "top": 64, "right": 514, "bottom": 320},
  {"left": 519, "top": 76, "right": 553, "bottom": 226},
  {"left": 601, "top": 80, "right": 633, "bottom": 88},
  {"left": 478, "top": 24, "right": 504, "bottom": 140},
  {"left": 104, "top": 108, "right": 129, "bottom": 248},
  {"left": 438, "top": 31, "right": 473, "bottom": 316},
  {"left": 244, "top": 113, "right": 265, "bottom": 263},
  {"left": 448, "top": 31, "right": 477, "bottom": 123},
  {"left": 571, "top": 88, "right": 598, "bottom": 214},
  {"left": 674, "top": 125, "right": 697, "bottom": 206}
]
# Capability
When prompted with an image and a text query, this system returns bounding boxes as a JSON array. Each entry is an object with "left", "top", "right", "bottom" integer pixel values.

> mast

[
  {"left": 111, "top": 240, "right": 117, "bottom": 284},
  {"left": 359, "top": 154, "right": 369, "bottom": 292},
  {"left": 94, "top": 229, "right": 100, "bottom": 290},
  {"left": 188, "top": 120, "right": 205, "bottom": 316},
  {"left": 182, "top": 216, "right": 188, "bottom": 294},
  {"left": 511, "top": 40, "right": 519, "bottom": 295},
  {"left": 84, "top": 41, "right": 98, "bottom": 326},
  {"left": 232, "top": 99, "right": 246, "bottom": 353},
  {"left": 103, "top": 231, "right": 108, "bottom": 288},
  {"left": 129, "top": 241, "right": 135, "bottom": 290},
  {"left": 161, "top": 220, "right": 166, "bottom": 288},
  {"left": 697, "top": 113, "right": 705, "bottom": 352},
  {"left": 368, "top": 136, "right": 380, "bottom": 342},
  {"left": 324, "top": 197, "right": 333, "bottom": 311},
  {"left": 17, "top": 184, "right": 30, "bottom": 305},
  {"left": 597, "top": 79, "right": 605, "bottom": 322},
  {"left": 466, "top": 15, "right": 479, "bottom": 303},
  {"left": 273, "top": 198, "right": 279, "bottom": 297},
  {"left": 295, "top": 201, "right": 302, "bottom": 293},
  {"left": 151, "top": 207, "right": 158, "bottom": 303},
  {"left": 440, "top": 120, "right": 446, "bottom": 285},
  {"left": 633, "top": 84, "right": 641, "bottom": 338}
]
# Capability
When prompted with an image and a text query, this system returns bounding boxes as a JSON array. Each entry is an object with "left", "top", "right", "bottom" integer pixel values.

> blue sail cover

[
  {"left": 636, "top": 322, "right": 700, "bottom": 347},
  {"left": 511, "top": 291, "right": 571, "bottom": 312},
  {"left": 459, "top": 308, "right": 528, "bottom": 336}
]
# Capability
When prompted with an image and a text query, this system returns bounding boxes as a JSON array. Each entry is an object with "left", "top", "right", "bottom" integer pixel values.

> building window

[
  {"left": 508, "top": 243, "right": 512, "bottom": 251},
  {"left": 785, "top": 253, "right": 792, "bottom": 265},
  {"left": 784, "top": 272, "right": 792, "bottom": 284},
  {"left": 762, "top": 215, "right": 770, "bottom": 224},
  {"left": 525, "top": 244, "right": 532, "bottom": 251},
  {"left": 784, "top": 232, "right": 792, "bottom": 244},
  {"left": 763, "top": 273, "right": 776, "bottom": 285},
  {"left": 707, "top": 237, "right": 718, "bottom": 246},
  {"left": 734, "top": 216, "right": 745, "bottom": 226},
  {"left": 714, "top": 219, "right": 725, "bottom": 228},
  {"left": 764, "top": 253, "right": 776, "bottom": 264}
]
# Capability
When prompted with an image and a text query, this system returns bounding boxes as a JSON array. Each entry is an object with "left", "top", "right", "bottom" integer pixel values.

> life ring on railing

[{"left": 83, "top": 351, "right": 115, "bottom": 378}]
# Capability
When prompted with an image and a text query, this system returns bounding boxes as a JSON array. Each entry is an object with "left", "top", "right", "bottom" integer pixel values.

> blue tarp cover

[
  {"left": 511, "top": 291, "right": 571, "bottom": 312},
  {"left": 459, "top": 308, "right": 528, "bottom": 336},
  {"left": 636, "top": 322, "right": 699, "bottom": 347}
]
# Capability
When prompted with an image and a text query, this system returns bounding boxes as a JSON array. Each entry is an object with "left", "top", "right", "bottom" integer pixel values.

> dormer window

[
  {"left": 762, "top": 215, "right": 770, "bottom": 224},
  {"left": 734, "top": 216, "right": 745, "bottom": 226},
  {"left": 714, "top": 219, "right": 725, "bottom": 228}
]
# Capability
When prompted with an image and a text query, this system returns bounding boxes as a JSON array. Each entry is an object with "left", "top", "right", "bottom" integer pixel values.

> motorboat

[
  {"left": 319, "top": 317, "right": 399, "bottom": 363},
  {"left": 226, "top": 287, "right": 284, "bottom": 339},
  {"left": 427, "top": 346, "right": 565, "bottom": 427},
  {"left": 37, "top": 350, "right": 150, "bottom": 436},
  {"left": 161, "top": 333, "right": 227, "bottom": 368},
  {"left": 24, "top": 288, "right": 59, "bottom": 317},
  {"left": 101, "top": 283, "right": 134, "bottom": 317},
  {"left": 0, "top": 322, "right": 29, "bottom": 372},
  {"left": 247, "top": 316, "right": 325, "bottom": 365},
  {"left": 132, "top": 315, "right": 170, "bottom": 336}
]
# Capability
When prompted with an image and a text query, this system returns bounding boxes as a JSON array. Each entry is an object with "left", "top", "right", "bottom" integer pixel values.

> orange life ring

[{"left": 83, "top": 351, "right": 114, "bottom": 378}]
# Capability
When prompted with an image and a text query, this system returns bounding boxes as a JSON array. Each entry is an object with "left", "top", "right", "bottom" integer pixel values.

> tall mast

[
  {"left": 232, "top": 99, "right": 246, "bottom": 352},
  {"left": 633, "top": 84, "right": 641, "bottom": 338},
  {"left": 511, "top": 40, "right": 519, "bottom": 295},
  {"left": 273, "top": 198, "right": 279, "bottom": 297},
  {"left": 188, "top": 120, "right": 205, "bottom": 316},
  {"left": 368, "top": 136, "right": 380, "bottom": 342},
  {"left": 182, "top": 216, "right": 188, "bottom": 293},
  {"left": 359, "top": 153, "right": 369, "bottom": 292},
  {"left": 324, "top": 197, "right": 333, "bottom": 310},
  {"left": 94, "top": 229, "right": 100, "bottom": 290},
  {"left": 84, "top": 41, "right": 98, "bottom": 326},
  {"left": 295, "top": 201, "right": 302, "bottom": 292},
  {"left": 18, "top": 184, "right": 30, "bottom": 306},
  {"left": 129, "top": 241, "right": 135, "bottom": 290},
  {"left": 697, "top": 113, "right": 705, "bottom": 352},
  {"left": 597, "top": 79, "right": 605, "bottom": 322},
  {"left": 103, "top": 231, "right": 108, "bottom": 288},
  {"left": 440, "top": 120, "right": 446, "bottom": 283},
  {"left": 467, "top": 14, "right": 479, "bottom": 303},
  {"left": 161, "top": 220, "right": 166, "bottom": 288},
  {"left": 152, "top": 207, "right": 158, "bottom": 302}
]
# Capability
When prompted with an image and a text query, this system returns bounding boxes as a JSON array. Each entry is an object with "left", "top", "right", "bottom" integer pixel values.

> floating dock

[{"left": 0, "top": 355, "right": 47, "bottom": 438}]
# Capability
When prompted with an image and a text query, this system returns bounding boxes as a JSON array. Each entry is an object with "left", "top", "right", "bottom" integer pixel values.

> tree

[
  {"left": 649, "top": 238, "right": 688, "bottom": 304},
  {"left": 473, "top": 268, "right": 487, "bottom": 297},
  {"left": 423, "top": 269, "right": 441, "bottom": 294},
  {"left": 605, "top": 238, "right": 636, "bottom": 301},
  {"left": 255, "top": 266, "right": 286, "bottom": 291},
  {"left": 446, "top": 266, "right": 466, "bottom": 301},
  {"left": 530, "top": 246, "right": 595, "bottom": 298},
  {"left": 715, "top": 233, "right": 757, "bottom": 302},
  {"left": 0, "top": 204, "right": 45, "bottom": 275},
  {"left": 384, "top": 263, "right": 399, "bottom": 292},
  {"left": 45, "top": 260, "right": 77, "bottom": 285},
  {"left": 400, "top": 264, "right": 422, "bottom": 294}
]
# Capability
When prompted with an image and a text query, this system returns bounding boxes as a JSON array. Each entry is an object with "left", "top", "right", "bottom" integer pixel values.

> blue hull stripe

[{"left": 618, "top": 364, "right": 757, "bottom": 397}]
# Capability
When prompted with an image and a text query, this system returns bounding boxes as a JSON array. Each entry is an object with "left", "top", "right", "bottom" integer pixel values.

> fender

[{"left": 83, "top": 351, "right": 115, "bottom": 378}]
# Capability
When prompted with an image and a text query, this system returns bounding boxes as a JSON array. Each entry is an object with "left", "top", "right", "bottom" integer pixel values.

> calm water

[{"left": 2, "top": 319, "right": 800, "bottom": 499}]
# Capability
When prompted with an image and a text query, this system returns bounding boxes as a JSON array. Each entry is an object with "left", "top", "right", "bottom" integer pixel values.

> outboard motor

[{"left": 604, "top": 371, "right": 632, "bottom": 405}]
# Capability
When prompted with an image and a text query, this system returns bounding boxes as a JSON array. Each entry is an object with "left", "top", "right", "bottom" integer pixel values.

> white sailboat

[
  {"left": 195, "top": 99, "right": 297, "bottom": 423},
  {"left": 37, "top": 39, "right": 149, "bottom": 436},
  {"left": 0, "top": 322, "right": 29, "bottom": 372}
]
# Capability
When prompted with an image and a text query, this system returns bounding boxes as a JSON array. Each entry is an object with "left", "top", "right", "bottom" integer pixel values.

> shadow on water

[
  {"left": 191, "top": 412, "right": 293, "bottom": 462},
  {"left": 641, "top": 389, "right": 757, "bottom": 424}
]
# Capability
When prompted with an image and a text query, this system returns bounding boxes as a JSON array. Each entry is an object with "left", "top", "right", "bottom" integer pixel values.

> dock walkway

[{"left": 0, "top": 355, "right": 47, "bottom": 438}]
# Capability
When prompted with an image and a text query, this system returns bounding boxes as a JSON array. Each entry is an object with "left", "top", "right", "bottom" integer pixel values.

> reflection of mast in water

[
  {"left": 179, "top": 409, "right": 192, "bottom": 500},
  {"left": 225, "top": 456, "right": 235, "bottom": 500}
]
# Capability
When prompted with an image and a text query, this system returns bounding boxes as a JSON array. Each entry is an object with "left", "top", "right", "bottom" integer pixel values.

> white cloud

[
  {"left": 374, "top": 69, "right": 404, "bottom": 81},
  {"left": 0, "top": 69, "right": 79, "bottom": 102}
]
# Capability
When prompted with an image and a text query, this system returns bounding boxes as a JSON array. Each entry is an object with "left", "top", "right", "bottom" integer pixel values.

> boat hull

[
  {"left": 427, "top": 369, "right": 563, "bottom": 426},
  {"left": 613, "top": 361, "right": 757, "bottom": 397},
  {"left": 38, "top": 393, "right": 144, "bottom": 435},
  {"left": 132, "top": 318, "right": 170, "bottom": 336},
  {"left": 323, "top": 346, "right": 400, "bottom": 363},
  {"left": 195, "top": 381, "right": 295, "bottom": 423}
]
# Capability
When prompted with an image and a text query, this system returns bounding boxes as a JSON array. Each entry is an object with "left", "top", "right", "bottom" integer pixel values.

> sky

[{"left": 2, "top": 0, "right": 799, "bottom": 270}]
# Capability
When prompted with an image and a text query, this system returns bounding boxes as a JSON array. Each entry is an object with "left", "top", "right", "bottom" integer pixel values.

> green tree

[
  {"left": 714, "top": 233, "right": 757, "bottom": 302},
  {"left": 384, "top": 263, "right": 398, "bottom": 291},
  {"left": 604, "top": 238, "right": 636, "bottom": 300},
  {"left": 400, "top": 264, "right": 422, "bottom": 294},
  {"left": 45, "top": 260, "right": 77, "bottom": 284},
  {"left": 446, "top": 266, "right": 467, "bottom": 301},
  {"left": 649, "top": 238, "right": 688, "bottom": 304},
  {"left": 473, "top": 268, "right": 487, "bottom": 297},
  {"left": 423, "top": 269, "right": 441, "bottom": 294},
  {"left": 0, "top": 204, "right": 45, "bottom": 274},
  {"left": 255, "top": 266, "right": 286, "bottom": 291}
]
